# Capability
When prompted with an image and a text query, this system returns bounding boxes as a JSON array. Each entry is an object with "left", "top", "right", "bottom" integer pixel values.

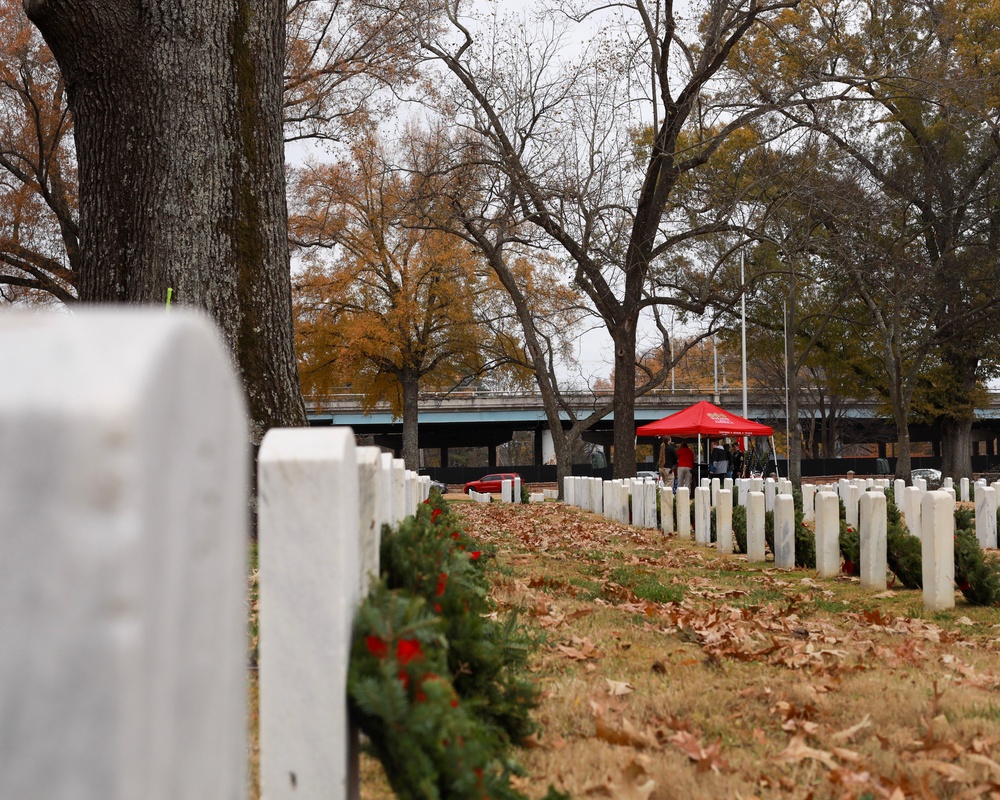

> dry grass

[
  {"left": 253, "top": 499, "right": 1000, "bottom": 800},
  {"left": 441, "top": 501, "right": 998, "bottom": 799}
]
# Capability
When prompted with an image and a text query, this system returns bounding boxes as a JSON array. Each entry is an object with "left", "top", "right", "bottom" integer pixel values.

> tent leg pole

[{"left": 772, "top": 435, "right": 779, "bottom": 478}]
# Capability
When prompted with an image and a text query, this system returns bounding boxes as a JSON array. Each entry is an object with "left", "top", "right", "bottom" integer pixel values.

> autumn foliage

[
  {"left": 290, "top": 128, "right": 525, "bottom": 418},
  {"left": 0, "top": 0, "right": 77, "bottom": 303}
]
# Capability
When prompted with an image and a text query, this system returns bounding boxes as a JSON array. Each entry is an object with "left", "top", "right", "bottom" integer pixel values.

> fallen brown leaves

[{"left": 451, "top": 500, "right": 1000, "bottom": 800}]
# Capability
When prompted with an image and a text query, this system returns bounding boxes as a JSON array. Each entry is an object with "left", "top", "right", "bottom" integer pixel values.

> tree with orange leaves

[
  {"left": 0, "top": 0, "right": 76, "bottom": 303},
  {"left": 291, "top": 128, "right": 527, "bottom": 467}
]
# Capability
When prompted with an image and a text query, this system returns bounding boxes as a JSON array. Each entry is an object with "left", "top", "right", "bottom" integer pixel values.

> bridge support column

[{"left": 542, "top": 429, "right": 555, "bottom": 465}]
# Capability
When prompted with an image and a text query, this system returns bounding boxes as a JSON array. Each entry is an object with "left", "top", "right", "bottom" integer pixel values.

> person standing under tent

[
  {"left": 710, "top": 441, "right": 729, "bottom": 477},
  {"left": 676, "top": 440, "right": 694, "bottom": 492},
  {"left": 729, "top": 441, "right": 743, "bottom": 479},
  {"left": 659, "top": 437, "right": 677, "bottom": 486}
]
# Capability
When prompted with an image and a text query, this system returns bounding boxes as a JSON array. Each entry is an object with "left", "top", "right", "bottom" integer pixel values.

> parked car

[
  {"left": 636, "top": 470, "right": 663, "bottom": 485},
  {"left": 421, "top": 475, "right": 449, "bottom": 494},
  {"left": 910, "top": 468, "right": 943, "bottom": 488},
  {"left": 463, "top": 472, "right": 521, "bottom": 494}
]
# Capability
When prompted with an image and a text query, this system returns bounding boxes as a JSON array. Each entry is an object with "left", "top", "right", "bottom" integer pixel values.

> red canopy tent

[
  {"left": 636, "top": 400, "right": 773, "bottom": 438},
  {"left": 636, "top": 400, "right": 775, "bottom": 480}
]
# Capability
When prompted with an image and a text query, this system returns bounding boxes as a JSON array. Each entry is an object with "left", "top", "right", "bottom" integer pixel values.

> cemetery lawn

[{"left": 354, "top": 500, "right": 1000, "bottom": 800}]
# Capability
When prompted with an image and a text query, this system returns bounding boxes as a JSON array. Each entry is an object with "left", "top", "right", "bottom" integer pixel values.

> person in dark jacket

[
  {"left": 710, "top": 441, "right": 729, "bottom": 476},
  {"left": 658, "top": 437, "right": 677, "bottom": 485},
  {"left": 730, "top": 441, "right": 743, "bottom": 479}
]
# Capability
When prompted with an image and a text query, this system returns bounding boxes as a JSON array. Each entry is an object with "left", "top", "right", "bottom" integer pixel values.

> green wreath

[{"left": 348, "top": 493, "right": 564, "bottom": 800}]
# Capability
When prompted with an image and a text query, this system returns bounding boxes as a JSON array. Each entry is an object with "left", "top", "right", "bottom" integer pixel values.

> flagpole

[{"left": 741, "top": 254, "right": 748, "bottom": 457}]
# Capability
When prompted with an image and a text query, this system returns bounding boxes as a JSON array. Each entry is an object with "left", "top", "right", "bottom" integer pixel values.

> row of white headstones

[
  {"left": 0, "top": 311, "right": 436, "bottom": 800},
  {"left": 563, "top": 472, "right": 998, "bottom": 614},
  {"left": 4, "top": 312, "right": 997, "bottom": 799}
]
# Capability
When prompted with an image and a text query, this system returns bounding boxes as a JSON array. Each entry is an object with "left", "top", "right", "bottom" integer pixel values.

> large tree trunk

[
  {"left": 939, "top": 417, "right": 974, "bottom": 481},
  {"left": 400, "top": 367, "right": 420, "bottom": 469},
  {"left": 612, "top": 324, "right": 637, "bottom": 479},
  {"left": 25, "top": 0, "right": 306, "bottom": 441},
  {"left": 894, "top": 409, "right": 912, "bottom": 481},
  {"left": 786, "top": 286, "right": 801, "bottom": 486},
  {"left": 936, "top": 346, "right": 979, "bottom": 481}
]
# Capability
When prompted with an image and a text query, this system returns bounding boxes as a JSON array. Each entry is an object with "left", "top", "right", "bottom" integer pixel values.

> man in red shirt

[{"left": 675, "top": 440, "right": 694, "bottom": 492}]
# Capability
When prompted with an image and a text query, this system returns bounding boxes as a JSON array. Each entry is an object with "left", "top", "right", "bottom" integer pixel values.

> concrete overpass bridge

[{"left": 307, "top": 388, "right": 1000, "bottom": 473}]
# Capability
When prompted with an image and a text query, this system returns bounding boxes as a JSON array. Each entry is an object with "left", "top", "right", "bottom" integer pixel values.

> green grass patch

[
  {"left": 812, "top": 598, "right": 852, "bottom": 613},
  {"left": 962, "top": 702, "right": 1000, "bottom": 722},
  {"left": 632, "top": 577, "right": 683, "bottom": 604},
  {"left": 569, "top": 576, "right": 602, "bottom": 594},
  {"left": 608, "top": 565, "right": 643, "bottom": 585},
  {"left": 729, "top": 588, "right": 786, "bottom": 607}
]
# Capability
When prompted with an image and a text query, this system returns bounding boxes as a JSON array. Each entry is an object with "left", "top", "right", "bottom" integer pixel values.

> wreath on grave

[
  {"left": 879, "top": 489, "right": 921, "bottom": 589},
  {"left": 879, "top": 489, "right": 1000, "bottom": 603},
  {"left": 348, "top": 493, "right": 562, "bottom": 800},
  {"left": 732, "top": 503, "right": 747, "bottom": 553},
  {"left": 729, "top": 484, "right": 999, "bottom": 604},
  {"left": 839, "top": 518, "right": 861, "bottom": 576},
  {"left": 954, "top": 508, "right": 1000, "bottom": 606}
]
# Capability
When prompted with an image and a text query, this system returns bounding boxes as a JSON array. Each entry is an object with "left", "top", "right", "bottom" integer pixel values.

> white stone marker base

[
  {"left": 356, "top": 446, "right": 388, "bottom": 596},
  {"left": 764, "top": 478, "right": 776, "bottom": 512},
  {"left": 391, "top": 458, "right": 407, "bottom": 523},
  {"left": 960, "top": 477, "right": 970, "bottom": 503},
  {"left": 893, "top": 479, "right": 905, "bottom": 506},
  {"left": 747, "top": 491, "right": 766, "bottom": 562},
  {"left": 716, "top": 489, "right": 733, "bottom": 554},
  {"left": 921, "top": 491, "right": 955, "bottom": 612},
  {"left": 859, "top": 491, "right": 887, "bottom": 591},
  {"left": 676, "top": 487, "right": 691, "bottom": 538},
  {"left": 975, "top": 484, "right": 998, "bottom": 549},
  {"left": 260, "top": 427, "right": 359, "bottom": 800},
  {"left": 632, "top": 481, "right": 646, "bottom": 527},
  {"left": 694, "top": 487, "right": 711, "bottom": 546},
  {"left": 0, "top": 311, "right": 247, "bottom": 800},
  {"left": 591, "top": 477, "right": 604, "bottom": 515},
  {"left": 802, "top": 484, "right": 816, "bottom": 523},
  {"left": 815, "top": 491, "right": 841, "bottom": 578},
  {"left": 660, "top": 487, "right": 674, "bottom": 534},
  {"left": 643, "top": 481, "right": 657, "bottom": 528},
  {"left": 502, "top": 479, "right": 513, "bottom": 503},
  {"left": 773, "top": 495, "right": 795, "bottom": 568},
  {"left": 904, "top": 486, "right": 922, "bottom": 539},
  {"left": 845, "top": 484, "right": 860, "bottom": 528}
]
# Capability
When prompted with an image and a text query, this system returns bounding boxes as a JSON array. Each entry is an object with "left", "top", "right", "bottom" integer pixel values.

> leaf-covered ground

[{"left": 360, "top": 499, "right": 1000, "bottom": 800}]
